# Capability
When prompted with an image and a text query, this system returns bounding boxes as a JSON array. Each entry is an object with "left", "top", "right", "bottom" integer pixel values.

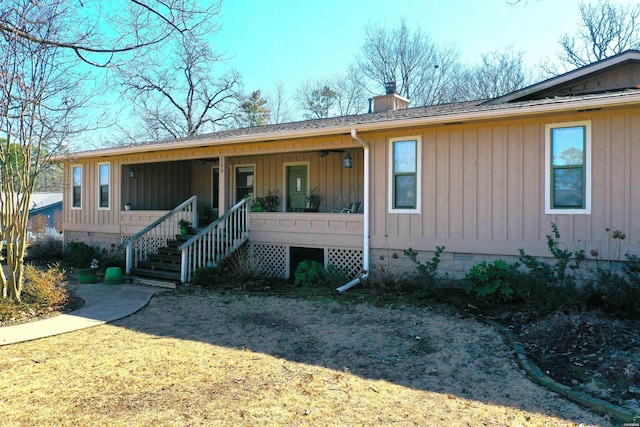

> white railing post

[
  {"left": 126, "top": 242, "right": 133, "bottom": 275},
  {"left": 181, "top": 248, "right": 188, "bottom": 283}
]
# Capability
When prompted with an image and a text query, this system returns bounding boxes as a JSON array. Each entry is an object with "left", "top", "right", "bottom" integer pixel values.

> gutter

[
  {"left": 56, "top": 92, "right": 640, "bottom": 161},
  {"left": 336, "top": 129, "right": 370, "bottom": 292}
]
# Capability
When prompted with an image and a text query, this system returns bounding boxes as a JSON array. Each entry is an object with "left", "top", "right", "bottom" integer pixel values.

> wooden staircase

[
  {"left": 131, "top": 231, "right": 197, "bottom": 288},
  {"left": 124, "top": 196, "right": 250, "bottom": 288}
]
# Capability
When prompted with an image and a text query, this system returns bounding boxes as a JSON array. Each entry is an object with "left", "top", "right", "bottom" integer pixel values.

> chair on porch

[{"left": 331, "top": 201, "right": 361, "bottom": 214}]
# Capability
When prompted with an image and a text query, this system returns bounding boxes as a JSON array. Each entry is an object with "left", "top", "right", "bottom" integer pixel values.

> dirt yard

[{"left": 0, "top": 290, "right": 614, "bottom": 426}]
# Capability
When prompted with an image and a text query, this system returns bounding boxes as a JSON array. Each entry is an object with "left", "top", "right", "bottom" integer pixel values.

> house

[
  {"left": 60, "top": 50, "right": 640, "bottom": 289},
  {"left": 27, "top": 193, "right": 63, "bottom": 238}
]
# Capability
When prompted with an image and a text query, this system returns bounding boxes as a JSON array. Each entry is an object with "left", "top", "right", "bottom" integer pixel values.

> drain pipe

[{"left": 337, "top": 129, "right": 370, "bottom": 292}]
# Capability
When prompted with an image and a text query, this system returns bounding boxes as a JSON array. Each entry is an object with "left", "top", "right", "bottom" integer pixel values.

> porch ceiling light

[
  {"left": 343, "top": 153, "right": 352, "bottom": 168},
  {"left": 129, "top": 167, "right": 136, "bottom": 179}
]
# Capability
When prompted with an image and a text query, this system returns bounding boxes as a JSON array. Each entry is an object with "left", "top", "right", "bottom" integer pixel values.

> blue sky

[
  {"left": 213, "top": 0, "right": 632, "bottom": 93},
  {"left": 82, "top": 0, "right": 636, "bottom": 148}
]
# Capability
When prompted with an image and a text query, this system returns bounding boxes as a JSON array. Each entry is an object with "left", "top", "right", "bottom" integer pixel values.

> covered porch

[
  {"left": 119, "top": 146, "right": 365, "bottom": 225},
  {"left": 118, "top": 147, "right": 366, "bottom": 280}
]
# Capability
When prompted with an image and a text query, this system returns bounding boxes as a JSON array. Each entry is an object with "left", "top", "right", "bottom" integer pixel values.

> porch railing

[
  {"left": 123, "top": 196, "right": 198, "bottom": 275},
  {"left": 178, "top": 197, "right": 250, "bottom": 283}
]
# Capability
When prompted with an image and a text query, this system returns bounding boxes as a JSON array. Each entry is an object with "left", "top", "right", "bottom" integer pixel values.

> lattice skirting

[
  {"left": 121, "top": 235, "right": 169, "bottom": 259},
  {"left": 327, "top": 248, "right": 364, "bottom": 280},
  {"left": 250, "top": 243, "right": 288, "bottom": 278}
]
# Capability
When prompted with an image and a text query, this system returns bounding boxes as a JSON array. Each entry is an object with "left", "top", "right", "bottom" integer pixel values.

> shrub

[
  {"left": 464, "top": 260, "right": 517, "bottom": 303},
  {"left": 294, "top": 260, "right": 326, "bottom": 288},
  {"left": 404, "top": 246, "right": 445, "bottom": 290},
  {"left": 64, "top": 241, "right": 100, "bottom": 267},
  {"left": 26, "top": 236, "right": 63, "bottom": 261},
  {"left": 589, "top": 253, "right": 640, "bottom": 319},
  {"left": 515, "top": 223, "right": 586, "bottom": 314},
  {"left": 22, "top": 264, "right": 68, "bottom": 309}
]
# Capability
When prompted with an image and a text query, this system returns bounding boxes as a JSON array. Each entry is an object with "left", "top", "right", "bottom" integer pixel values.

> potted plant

[
  {"left": 124, "top": 202, "right": 131, "bottom": 211},
  {"left": 305, "top": 187, "right": 321, "bottom": 212},
  {"left": 178, "top": 218, "right": 191, "bottom": 235},
  {"left": 253, "top": 191, "right": 279, "bottom": 212},
  {"left": 251, "top": 199, "right": 264, "bottom": 212}
]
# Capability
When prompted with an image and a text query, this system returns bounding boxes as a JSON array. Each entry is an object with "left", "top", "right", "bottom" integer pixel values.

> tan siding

[
  {"left": 492, "top": 125, "right": 508, "bottom": 241},
  {"left": 63, "top": 105, "right": 640, "bottom": 260},
  {"left": 507, "top": 124, "right": 523, "bottom": 241},
  {"left": 631, "top": 113, "right": 640, "bottom": 243},
  {"left": 476, "top": 127, "right": 493, "bottom": 240},
  {"left": 522, "top": 123, "right": 541, "bottom": 241},
  {"left": 422, "top": 132, "right": 437, "bottom": 239},
  {"left": 462, "top": 128, "right": 478, "bottom": 240}
]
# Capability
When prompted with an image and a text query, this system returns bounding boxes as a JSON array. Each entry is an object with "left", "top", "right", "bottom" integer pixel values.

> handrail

[
  {"left": 122, "top": 196, "right": 198, "bottom": 246},
  {"left": 177, "top": 197, "right": 247, "bottom": 250},
  {"left": 124, "top": 196, "right": 198, "bottom": 275},
  {"left": 178, "top": 197, "right": 250, "bottom": 283}
]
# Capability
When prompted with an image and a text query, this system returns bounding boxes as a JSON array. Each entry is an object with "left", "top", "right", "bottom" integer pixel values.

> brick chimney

[{"left": 372, "top": 81, "right": 410, "bottom": 113}]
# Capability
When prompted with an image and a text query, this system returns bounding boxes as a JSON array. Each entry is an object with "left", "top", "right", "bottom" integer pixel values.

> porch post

[{"left": 218, "top": 156, "right": 228, "bottom": 216}]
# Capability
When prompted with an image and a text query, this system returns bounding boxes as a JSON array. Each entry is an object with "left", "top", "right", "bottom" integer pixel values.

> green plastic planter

[
  {"left": 104, "top": 267, "right": 124, "bottom": 285},
  {"left": 77, "top": 268, "right": 97, "bottom": 284}
]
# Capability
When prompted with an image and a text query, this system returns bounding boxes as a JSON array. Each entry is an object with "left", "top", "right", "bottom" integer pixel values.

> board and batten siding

[
  {"left": 368, "top": 108, "right": 640, "bottom": 259},
  {"left": 228, "top": 149, "right": 364, "bottom": 213},
  {"left": 64, "top": 158, "right": 122, "bottom": 234}
]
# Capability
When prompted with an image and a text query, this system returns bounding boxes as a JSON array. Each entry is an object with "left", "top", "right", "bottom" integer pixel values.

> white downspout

[{"left": 337, "top": 129, "right": 370, "bottom": 292}]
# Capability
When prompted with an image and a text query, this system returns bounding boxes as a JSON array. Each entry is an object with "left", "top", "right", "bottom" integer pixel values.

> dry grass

[{"left": 0, "top": 290, "right": 613, "bottom": 426}]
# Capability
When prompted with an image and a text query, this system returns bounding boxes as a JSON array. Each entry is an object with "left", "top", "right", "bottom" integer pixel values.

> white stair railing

[
  {"left": 178, "top": 197, "right": 250, "bottom": 283},
  {"left": 123, "top": 196, "right": 198, "bottom": 275}
]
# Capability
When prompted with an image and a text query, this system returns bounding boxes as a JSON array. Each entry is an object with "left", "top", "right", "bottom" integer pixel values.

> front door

[{"left": 287, "top": 165, "right": 307, "bottom": 211}]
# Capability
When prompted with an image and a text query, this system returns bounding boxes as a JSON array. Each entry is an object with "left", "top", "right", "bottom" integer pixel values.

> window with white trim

[
  {"left": 98, "top": 163, "right": 110, "bottom": 209},
  {"left": 545, "top": 121, "right": 591, "bottom": 214},
  {"left": 72, "top": 165, "right": 82, "bottom": 209},
  {"left": 389, "top": 136, "right": 421, "bottom": 213}
]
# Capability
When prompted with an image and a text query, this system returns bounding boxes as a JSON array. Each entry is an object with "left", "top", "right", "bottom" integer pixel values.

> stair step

[
  {"left": 134, "top": 277, "right": 178, "bottom": 289},
  {"left": 149, "top": 253, "right": 181, "bottom": 263},
  {"left": 131, "top": 268, "right": 181, "bottom": 281},
  {"left": 139, "top": 260, "right": 181, "bottom": 272},
  {"left": 158, "top": 247, "right": 182, "bottom": 255}
]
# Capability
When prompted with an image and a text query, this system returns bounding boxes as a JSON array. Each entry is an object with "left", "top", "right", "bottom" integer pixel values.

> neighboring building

[
  {"left": 60, "top": 50, "right": 640, "bottom": 287},
  {"left": 27, "top": 193, "right": 63, "bottom": 238}
]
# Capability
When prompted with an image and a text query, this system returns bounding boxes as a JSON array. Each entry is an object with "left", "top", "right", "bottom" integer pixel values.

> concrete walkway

[{"left": 0, "top": 283, "right": 167, "bottom": 346}]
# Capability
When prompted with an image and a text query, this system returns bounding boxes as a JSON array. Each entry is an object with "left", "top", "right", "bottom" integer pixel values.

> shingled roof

[{"left": 68, "top": 87, "right": 640, "bottom": 160}]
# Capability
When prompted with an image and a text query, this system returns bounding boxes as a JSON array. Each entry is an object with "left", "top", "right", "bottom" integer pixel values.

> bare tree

[
  {"left": 332, "top": 66, "right": 368, "bottom": 116},
  {"left": 0, "top": 0, "right": 217, "bottom": 66},
  {"left": 357, "top": 21, "right": 463, "bottom": 106},
  {"left": 267, "top": 82, "right": 292, "bottom": 124},
  {"left": 1, "top": 1, "right": 85, "bottom": 301},
  {"left": 465, "top": 47, "right": 532, "bottom": 100},
  {"left": 118, "top": 6, "right": 241, "bottom": 139},
  {"left": 560, "top": 0, "right": 640, "bottom": 68}
]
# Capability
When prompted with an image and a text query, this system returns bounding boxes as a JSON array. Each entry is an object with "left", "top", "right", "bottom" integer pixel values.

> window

[
  {"left": 389, "top": 136, "right": 421, "bottom": 213},
  {"left": 545, "top": 121, "right": 591, "bottom": 214},
  {"left": 234, "top": 165, "right": 255, "bottom": 202},
  {"left": 72, "top": 165, "right": 82, "bottom": 209},
  {"left": 98, "top": 163, "right": 110, "bottom": 209}
]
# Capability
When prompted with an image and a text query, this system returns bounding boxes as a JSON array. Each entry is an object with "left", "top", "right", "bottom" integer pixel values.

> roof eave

[
  {"left": 58, "top": 93, "right": 640, "bottom": 161},
  {"left": 484, "top": 50, "right": 640, "bottom": 105}
]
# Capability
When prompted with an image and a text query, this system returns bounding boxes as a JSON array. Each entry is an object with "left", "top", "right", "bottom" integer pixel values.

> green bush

[
  {"left": 404, "top": 246, "right": 445, "bottom": 289},
  {"left": 22, "top": 264, "right": 68, "bottom": 309},
  {"left": 514, "top": 223, "right": 586, "bottom": 314},
  {"left": 589, "top": 254, "right": 640, "bottom": 319},
  {"left": 294, "top": 260, "right": 326, "bottom": 288},
  {"left": 64, "top": 241, "right": 100, "bottom": 267},
  {"left": 26, "top": 236, "right": 63, "bottom": 261},
  {"left": 464, "top": 260, "right": 516, "bottom": 303}
]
